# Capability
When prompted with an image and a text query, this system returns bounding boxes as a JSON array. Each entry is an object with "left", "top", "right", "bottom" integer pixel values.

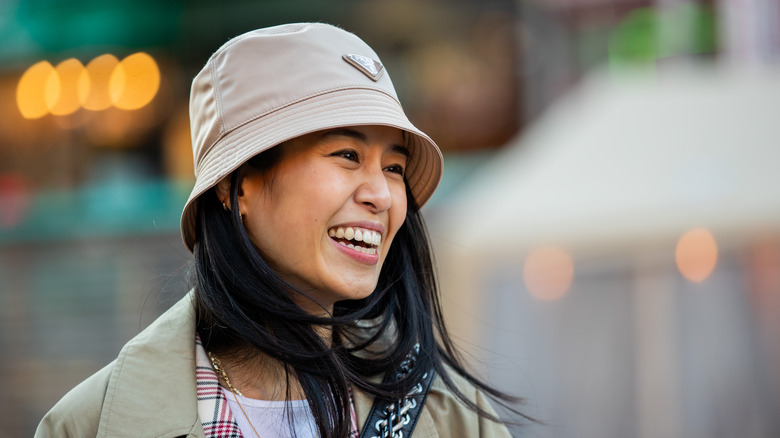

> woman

[{"left": 37, "top": 23, "right": 520, "bottom": 438}]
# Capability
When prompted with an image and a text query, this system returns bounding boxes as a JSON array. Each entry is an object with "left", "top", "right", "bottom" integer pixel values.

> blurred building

[
  {"left": 1, "top": 0, "right": 779, "bottom": 436},
  {"left": 435, "top": 66, "right": 780, "bottom": 438}
]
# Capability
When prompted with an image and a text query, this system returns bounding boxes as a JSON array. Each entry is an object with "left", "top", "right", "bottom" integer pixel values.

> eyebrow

[{"left": 324, "top": 128, "right": 410, "bottom": 158}]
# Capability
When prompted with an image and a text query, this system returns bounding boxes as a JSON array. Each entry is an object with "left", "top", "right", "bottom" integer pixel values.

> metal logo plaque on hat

[{"left": 343, "top": 53, "right": 385, "bottom": 80}]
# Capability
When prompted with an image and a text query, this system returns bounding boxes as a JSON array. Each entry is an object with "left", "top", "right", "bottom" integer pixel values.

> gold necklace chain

[{"left": 207, "top": 351, "right": 262, "bottom": 438}]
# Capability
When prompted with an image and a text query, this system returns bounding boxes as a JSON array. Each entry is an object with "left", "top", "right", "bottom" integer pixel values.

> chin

[
  {"left": 333, "top": 279, "right": 379, "bottom": 302},
  {"left": 297, "top": 279, "right": 377, "bottom": 311}
]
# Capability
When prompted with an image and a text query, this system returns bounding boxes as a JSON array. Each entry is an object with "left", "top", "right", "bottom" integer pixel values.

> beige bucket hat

[{"left": 181, "top": 22, "right": 443, "bottom": 252}]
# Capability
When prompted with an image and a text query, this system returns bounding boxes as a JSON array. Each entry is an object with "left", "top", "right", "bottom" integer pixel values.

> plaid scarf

[
  {"left": 195, "top": 335, "right": 359, "bottom": 438},
  {"left": 196, "top": 335, "right": 243, "bottom": 437}
]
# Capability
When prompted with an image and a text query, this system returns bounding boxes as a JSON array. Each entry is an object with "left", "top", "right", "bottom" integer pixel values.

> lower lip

[{"left": 330, "top": 238, "right": 380, "bottom": 265}]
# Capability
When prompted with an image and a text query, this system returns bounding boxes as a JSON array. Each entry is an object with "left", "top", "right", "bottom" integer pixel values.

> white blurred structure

[
  {"left": 432, "top": 66, "right": 780, "bottom": 438},
  {"left": 719, "top": 0, "right": 780, "bottom": 66}
]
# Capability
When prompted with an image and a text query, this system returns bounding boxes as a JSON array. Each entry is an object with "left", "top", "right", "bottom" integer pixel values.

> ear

[
  {"left": 235, "top": 172, "right": 264, "bottom": 219},
  {"left": 215, "top": 177, "right": 232, "bottom": 210}
]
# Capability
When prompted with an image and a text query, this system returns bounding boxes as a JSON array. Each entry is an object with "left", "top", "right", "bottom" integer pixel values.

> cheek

[
  {"left": 394, "top": 183, "right": 408, "bottom": 217},
  {"left": 244, "top": 210, "right": 275, "bottom": 253}
]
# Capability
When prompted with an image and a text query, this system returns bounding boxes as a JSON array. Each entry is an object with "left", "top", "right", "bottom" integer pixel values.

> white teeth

[
  {"left": 337, "top": 239, "right": 377, "bottom": 254},
  {"left": 329, "top": 226, "right": 382, "bottom": 247}
]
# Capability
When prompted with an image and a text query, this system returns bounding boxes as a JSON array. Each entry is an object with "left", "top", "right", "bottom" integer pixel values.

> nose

[{"left": 354, "top": 165, "right": 393, "bottom": 212}]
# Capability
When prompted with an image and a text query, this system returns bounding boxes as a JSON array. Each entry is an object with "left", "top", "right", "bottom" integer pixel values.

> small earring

[{"left": 222, "top": 202, "right": 228, "bottom": 211}]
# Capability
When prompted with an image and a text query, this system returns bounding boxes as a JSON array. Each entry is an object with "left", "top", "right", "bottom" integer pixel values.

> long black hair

[{"left": 192, "top": 147, "right": 524, "bottom": 437}]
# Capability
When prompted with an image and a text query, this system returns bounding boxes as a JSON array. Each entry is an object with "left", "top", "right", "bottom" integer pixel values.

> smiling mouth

[{"left": 327, "top": 226, "right": 381, "bottom": 255}]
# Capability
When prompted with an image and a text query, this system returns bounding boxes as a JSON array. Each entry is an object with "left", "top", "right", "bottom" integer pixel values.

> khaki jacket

[{"left": 36, "top": 293, "right": 512, "bottom": 437}]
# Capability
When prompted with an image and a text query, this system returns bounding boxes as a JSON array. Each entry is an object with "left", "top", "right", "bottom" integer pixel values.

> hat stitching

[
  {"left": 223, "top": 85, "right": 400, "bottom": 138},
  {"left": 209, "top": 59, "right": 227, "bottom": 136},
  {"left": 197, "top": 94, "right": 424, "bottom": 180},
  {"left": 194, "top": 108, "right": 424, "bottom": 199},
  {"left": 196, "top": 120, "right": 409, "bottom": 182},
  {"left": 195, "top": 86, "right": 403, "bottom": 172},
  {"left": 197, "top": 116, "right": 409, "bottom": 180}
]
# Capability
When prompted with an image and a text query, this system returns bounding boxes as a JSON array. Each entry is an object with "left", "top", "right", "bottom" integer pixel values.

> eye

[
  {"left": 331, "top": 149, "right": 360, "bottom": 162},
  {"left": 384, "top": 164, "right": 405, "bottom": 176}
]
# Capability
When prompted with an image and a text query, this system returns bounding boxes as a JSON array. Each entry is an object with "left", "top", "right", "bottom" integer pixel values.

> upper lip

[{"left": 329, "top": 221, "right": 385, "bottom": 236}]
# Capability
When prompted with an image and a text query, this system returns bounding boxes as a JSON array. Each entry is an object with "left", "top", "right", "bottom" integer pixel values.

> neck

[
  {"left": 293, "top": 292, "right": 335, "bottom": 319},
  {"left": 209, "top": 294, "right": 337, "bottom": 400},
  {"left": 292, "top": 294, "right": 335, "bottom": 345},
  {"left": 213, "top": 349, "right": 306, "bottom": 401}
]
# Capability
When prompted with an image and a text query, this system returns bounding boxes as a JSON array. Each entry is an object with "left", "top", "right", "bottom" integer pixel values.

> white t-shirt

[{"left": 222, "top": 387, "right": 318, "bottom": 438}]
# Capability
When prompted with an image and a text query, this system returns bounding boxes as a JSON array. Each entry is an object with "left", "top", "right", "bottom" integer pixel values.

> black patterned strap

[{"left": 359, "top": 346, "right": 436, "bottom": 438}]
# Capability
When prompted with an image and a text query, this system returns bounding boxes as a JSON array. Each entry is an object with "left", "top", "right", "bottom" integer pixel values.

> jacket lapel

[{"left": 96, "top": 293, "right": 204, "bottom": 438}]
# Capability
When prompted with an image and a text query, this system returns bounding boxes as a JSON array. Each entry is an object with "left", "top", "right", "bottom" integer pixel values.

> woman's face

[{"left": 234, "top": 125, "right": 408, "bottom": 313}]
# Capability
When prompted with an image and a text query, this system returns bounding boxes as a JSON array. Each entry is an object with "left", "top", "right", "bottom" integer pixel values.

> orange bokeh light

[
  {"left": 16, "top": 61, "right": 57, "bottom": 119},
  {"left": 17, "top": 53, "right": 161, "bottom": 119},
  {"left": 676, "top": 228, "right": 718, "bottom": 282},
  {"left": 80, "top": 54, "right": 120, "bottom": 111},
  {"left": 523, "top": 246, "right": 574, "bottom": 301},
  {"left": 49, "top": 58, "right": 85, "bottom": 116},
  {"left": 110, "top": 52, "right": 160, "bottom": 110}
]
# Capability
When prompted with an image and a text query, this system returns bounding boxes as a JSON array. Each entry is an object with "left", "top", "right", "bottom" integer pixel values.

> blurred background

[{"left": 1, "top": 0, "right": 779, "bottom": 436}]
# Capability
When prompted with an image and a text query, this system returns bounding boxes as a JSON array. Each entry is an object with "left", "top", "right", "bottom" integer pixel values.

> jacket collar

[{"left": 96, "top": 293, "right": 203, "bottom": 437}]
